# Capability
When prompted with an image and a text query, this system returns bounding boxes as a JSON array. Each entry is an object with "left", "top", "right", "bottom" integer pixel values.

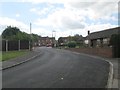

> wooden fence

[{"left": 2, "top": 40, "right": 30, "bottom": 51}]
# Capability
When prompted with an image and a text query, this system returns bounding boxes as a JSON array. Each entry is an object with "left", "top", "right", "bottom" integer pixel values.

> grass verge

[
  {"left": 1, "top": 50, "right": 29, "bottom": 61},
  {"left": 0, "top": 51, "right": 2, "bottom": 62}
]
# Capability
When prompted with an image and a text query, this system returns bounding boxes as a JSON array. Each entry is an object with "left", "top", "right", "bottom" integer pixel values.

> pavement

[
  {"left": 108, "top": 58, "right": 120, "bottom": 89},
  {"left": 2, "top": 48, "right": 42, "bottom": 70},
  {"left": 2, "top": 47, "right": 116, "bottom": 88}
]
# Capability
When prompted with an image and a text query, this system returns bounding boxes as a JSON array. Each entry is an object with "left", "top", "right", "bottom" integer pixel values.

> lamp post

[{"left": 54, "top": 31, "right": 56, "bottom": 47}]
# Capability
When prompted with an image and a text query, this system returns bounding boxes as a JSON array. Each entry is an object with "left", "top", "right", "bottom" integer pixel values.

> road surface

[{"left": 2, "top": 47, "right": 110, "bottom": 88}]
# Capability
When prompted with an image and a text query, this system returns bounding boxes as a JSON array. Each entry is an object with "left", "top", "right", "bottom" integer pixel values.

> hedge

[
  {"left": 110, "top": 34, "right": 120, "bottom": 58},
  {"left": 67, "top": 41, "right": 76, "bottom": 48}
]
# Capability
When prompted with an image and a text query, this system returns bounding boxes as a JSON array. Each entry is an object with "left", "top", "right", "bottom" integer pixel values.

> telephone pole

[
  {"left": 52, "top": 30, "right": 56, "bottom": 47},
  {"left": 30, "top": 23, "right": 32, "bottom": 35},
  {"left": 29, "top": 23, "right": 32, "bottom": 51}
]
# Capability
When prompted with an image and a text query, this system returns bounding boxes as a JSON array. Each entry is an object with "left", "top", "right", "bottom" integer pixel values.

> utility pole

[
  {"left": 30, "top": 23, "right": 32, "bottom": 35},
  {"left": 52, "top": 30, "right": 56, "bottom": 47},
  {"left": 54, "top": 31, "right": 56, "bottom": 47},
  {"left": 69, "top": 31, "right": 72, "bottom": 42},
  {"left": 52, "top": 31, "right": 53, "bottom": 47},
  {"left": 30, "top": 23, "right": 32, "bottom": 51},
  {"left": 6, "top": 40, "right": 8, "bottom": 52},
  {"left": 18, "top": 40, "right": 20, "bottom": 51}
]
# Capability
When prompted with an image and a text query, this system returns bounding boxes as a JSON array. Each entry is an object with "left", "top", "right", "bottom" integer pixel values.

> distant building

[
  {"left": 62, "top": 37, "right": 71, "bottom": 43},
  {"left": 58, "top": 35, "right": 85, "bottom": 46},
  {"left": 38, "top": 36, "right": 55, "bottom": 47},
  {"left": 85, "top": 27, "right": 120, "bottom": 47}
]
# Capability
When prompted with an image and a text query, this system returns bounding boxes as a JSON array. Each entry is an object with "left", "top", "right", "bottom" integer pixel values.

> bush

[
  {"left": 67, "top": 41, "right": 76, "bottom": 48},
  {"left": 110, "top": 34, "right": 120, "bottom": 58}
]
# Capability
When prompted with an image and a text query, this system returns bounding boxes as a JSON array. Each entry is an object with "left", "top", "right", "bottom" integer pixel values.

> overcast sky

[{"left": 0, "top": 0, "right": 119, "bottom": 39}]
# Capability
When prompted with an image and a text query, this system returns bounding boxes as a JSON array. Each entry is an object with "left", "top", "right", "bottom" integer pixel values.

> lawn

[{"left": 1, "top": 50, "right": 29, "bottom": 61}]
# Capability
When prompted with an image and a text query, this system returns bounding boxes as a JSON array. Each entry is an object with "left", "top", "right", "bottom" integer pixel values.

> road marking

[{"left": 61, "top": 78, "right": 64, "bottom": 80}]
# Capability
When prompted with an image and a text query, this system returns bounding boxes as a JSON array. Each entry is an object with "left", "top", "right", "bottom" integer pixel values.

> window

[{"left": 103, "top": 38, "right": 108, "bottom": 44}]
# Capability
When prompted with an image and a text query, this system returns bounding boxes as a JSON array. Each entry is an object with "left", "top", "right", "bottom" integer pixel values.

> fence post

[
  {"left": 29, "top": 41, "right": 30, "bottom": 51},
  {"left": 18, "top": 40, "right": 20, "bottom": 51},
  {"left": 6, "top": 40, "right": 8, "bottom": 52}
]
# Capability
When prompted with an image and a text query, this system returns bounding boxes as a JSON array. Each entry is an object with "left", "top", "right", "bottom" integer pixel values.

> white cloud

[
  {"left": 34, "top": 7, "right": 86, "bottom": 30},
  {"left": 30, "top": 8, "right": 36, "bottom": 12},
  {"left": 61, "top": 16, "right": 85, "bottom": 29},
  {"left": 15, "top": 13, "right": 20, "bottom": 17},
  {"left": 0, "top": 17, "right": 29, "bottom": 34},
  {"left": 32, "top": 23, "right": 117, "bottom": 40},
  {"left": 30, "top": 3, "right": 61, "bottom": 17},
  {"left": 85, "top": 23, "right": 118, "bottom": 34},
  {"left": 66, "top": 2, "right": 118, "bottom": 20},
  {"left": 1, "top": 1, "right": 118, "bottom": 39},
  {"left": 34, "top": 2, "right": 118, "bottom": 27},
  {"left": 32, "top": 1, "right": 118, "bottom": 39},
  {"left": 33, "top": 27, "right": 53, "bottom": 37},
  {"left": 21, "top": 0, "right": 119, "bottom": 4},
  {"left": 30, "top": 7, "right": 51, "bottom": 16},
  {"left": 30, "top": 1, "right": 118, "bottom": 22}
]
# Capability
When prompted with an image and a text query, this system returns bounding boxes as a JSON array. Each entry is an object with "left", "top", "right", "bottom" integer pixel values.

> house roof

[
  {"left": 86, "top": 27, "right": 120, "bottom": 40},
  {"left": 49, "top": 37, "right": 55, "bottom": 39},
  {"left": 78, "top": 36, "right": 85, "bottom": 41},
  {"left": 39, "top": 37, "right": 55, "bottom": 40}
]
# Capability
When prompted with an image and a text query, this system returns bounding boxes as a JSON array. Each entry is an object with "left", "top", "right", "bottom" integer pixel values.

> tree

[
  {"left": 73, "top": 34, "right": 80, "bottom": 42},
  {"left": 58, "top": 37, "right": 64, "bottom": 45},
  {"left": 31, "top": 33, "right": 40, "bottom": 42},
  {"left": 1, "top": 26, "right": 40, "bottom": 41},
  {"left": 110, "top": 34, "right": 120, "bottom": 58},
  {"left": 72, "top": 34, "right": 83, "bottom": 46},
  {"left": 2, "top": 26, "right": 21, "bottom": 40}
]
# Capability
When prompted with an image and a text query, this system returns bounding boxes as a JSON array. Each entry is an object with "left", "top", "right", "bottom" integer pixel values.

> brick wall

[{"left": 66, "top": 47, "right": 112, "bottom": 58}]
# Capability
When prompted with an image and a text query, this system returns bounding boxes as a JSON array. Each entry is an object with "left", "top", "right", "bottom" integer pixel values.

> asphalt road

[{"left": 2, "top": 47, "right": 110, "bottom": 88}]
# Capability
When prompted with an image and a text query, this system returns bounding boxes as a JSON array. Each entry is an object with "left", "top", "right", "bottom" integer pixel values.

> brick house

[
  {"left": 38, "top": 36, "right": 55, "bottom": 47},
  {"left": 58, "top": 36, "right": 71, "bottom": 45},
  {"left": 85, "top": 27, "right": 120, "bottom": 47},
  {"left": 62, "top": 36, "right": 71, "bottom": 43}
]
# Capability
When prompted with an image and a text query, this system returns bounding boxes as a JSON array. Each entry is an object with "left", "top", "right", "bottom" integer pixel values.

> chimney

[{"left": 88, "top": 30, "right": 90, "bottom": 35}]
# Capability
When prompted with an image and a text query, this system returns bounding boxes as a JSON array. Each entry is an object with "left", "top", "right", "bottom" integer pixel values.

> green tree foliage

[
  {"left": 67, "top": 41, "right": 76, "bottom": 48},
  {"left": 73, "top": 34, "right": 83, "bottom": 46},
  {"left": 73, "top": 34, "right": 80, "bottom": 42},
  {"left": 2, "top": 26, "right": 40, "bottom": 42},
  {"left": 2, "top": 26, "right": 21, "bottom": 40},
  {"left": 58, "top": 37, "right": 64, "bottom": 45},
  {"left": 31, "top": 34, "right": 40, "bottom": 42}
]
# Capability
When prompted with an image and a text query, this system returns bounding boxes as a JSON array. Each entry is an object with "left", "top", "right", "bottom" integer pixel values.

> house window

[
  {"left": 65, "top": 39, "right": 67, "bottom": 42},
  {"left": 103, "top": 38, "right": 108, "bottom": 44},
  {"left": 84, "top": 40, "right": 89, "bottom": 44},
  {"left": 97, "top": 39, "right": 101, "bottom": 44}
]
